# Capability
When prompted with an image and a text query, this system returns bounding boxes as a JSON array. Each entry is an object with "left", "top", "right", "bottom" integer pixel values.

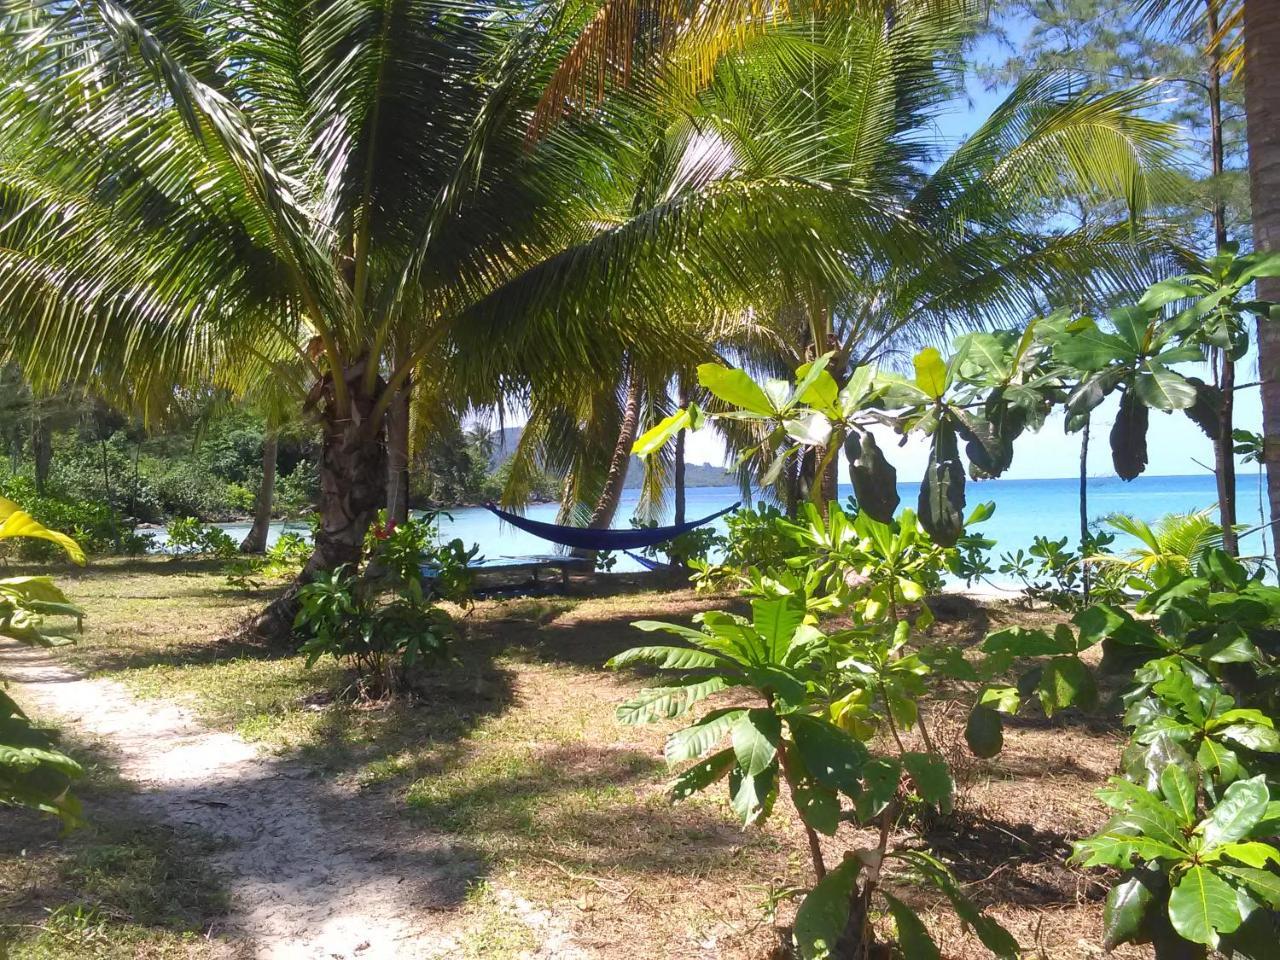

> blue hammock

[{"left": 484, "top": 501, "right": 740, "bottom": 552}]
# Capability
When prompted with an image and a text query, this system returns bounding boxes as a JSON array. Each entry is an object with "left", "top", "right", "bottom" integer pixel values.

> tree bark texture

[{"left": 1244, "top": 0, "right": 1280, "bottom": 569}]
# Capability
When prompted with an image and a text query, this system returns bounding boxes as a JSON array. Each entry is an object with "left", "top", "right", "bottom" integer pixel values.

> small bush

[{"left": 163, "top": 517, "right": 238, "bottom": 559}]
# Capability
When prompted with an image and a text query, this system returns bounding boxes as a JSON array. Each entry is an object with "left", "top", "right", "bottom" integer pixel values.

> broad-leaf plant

[
  {"left": 0, "top": 496, "right": 85, "bottom": 822},
  {"left": 608, "top": 592, "right": 1017, "bottom": 958}
]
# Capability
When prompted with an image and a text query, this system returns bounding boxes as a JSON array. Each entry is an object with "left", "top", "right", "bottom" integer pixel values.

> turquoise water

[{"left": 172, "top": 473, "right": 1267, "bottom": 579}]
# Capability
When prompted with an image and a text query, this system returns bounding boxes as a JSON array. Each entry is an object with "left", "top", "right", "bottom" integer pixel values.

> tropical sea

[{"left": 156, "top": 472, "right": 1269, "bottom": 583}]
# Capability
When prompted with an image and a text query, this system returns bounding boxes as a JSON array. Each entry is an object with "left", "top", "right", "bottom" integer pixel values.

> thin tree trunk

[
  {"left": 240, "top": 432, "right": 278, "bottom": 554},
  {"left": 385, "top": 383, "right": 411, "bottom": 525},
  {"left": 586, "top": 371, "right": 642, "bottom": 532},
  {"left": 1243, "top": 0, "right": 1280, "bottom": 571},
  {"left": 1080, "top": 417, "right": 1091, "bottom": 603},
  {"left": 246, "top": 364, "right": 387, "bottom": 643},
  {"left": 32, "top": 420, "right": 51, "bottom": 496},
  {"left": 1207, "top": 0, "right": 1239, "bottom": 555},
  {"left": 570, "top": 371, "right": 643, "bottom": 566},
  {"left": 674, "top": 374, "right": 688, "bottom": 526}
]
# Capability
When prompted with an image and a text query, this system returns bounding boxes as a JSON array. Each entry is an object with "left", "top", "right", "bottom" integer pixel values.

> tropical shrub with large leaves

[
  {"left": 0, "top": 496, "right": 85, "bottom": 822},
  {"left": 608, "top": 592, "right": 1017, "bottom": 958},
  {"left": 1050, "top": 247, "right": 1280, "bottom": 485},
  {"left": 637, "top": 332, "right": 1065, "bottom": 549},
  {"left": 966, "top": 547, "right": 1280, "bottom": 957},
  {"left": 1073, "top": 770, "right": 1280, "bottom": 955}
]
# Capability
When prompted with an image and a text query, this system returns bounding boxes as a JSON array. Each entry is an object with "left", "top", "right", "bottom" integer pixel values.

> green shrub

[
  {"left": 163, "top": 517, "right": 238, "bottom": 558},
  {"left": 0, "top": 477, "right": 131, "bottom": 561}
]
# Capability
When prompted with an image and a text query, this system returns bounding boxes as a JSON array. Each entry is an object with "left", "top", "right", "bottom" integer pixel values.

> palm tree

[
  {"left": 1, "top": 0, "right": 883, "bottom": 633},
  {"left": 521, "top": 3, "right": 1180, "bottom": 525},
  {"left": 1092, "top": 507, "right": 1224, "bottom": 585}
]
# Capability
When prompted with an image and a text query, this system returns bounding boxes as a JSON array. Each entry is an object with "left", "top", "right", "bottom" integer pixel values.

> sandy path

[{"left": 1, "top": 641, "right": 461, "bottom": 960}]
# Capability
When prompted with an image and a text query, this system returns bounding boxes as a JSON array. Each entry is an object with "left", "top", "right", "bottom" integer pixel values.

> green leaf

[
  {"left": 1160, "top": 763, "right": 1198, "bottom": 827},
  {"left": 751, "top": 595, "right": 806, "bottom": 664},
  {"left": 1073, "top": 604, "right": 1134, "bottom": 649},
  {"left": 856, "top": 757, "right": 902, "bottom": 821},
  {"left": 1139, "top": 279, "right": 1202, "bottom": 311},
  {"left": 1053, "top": 319, "right": 1130, "bottom": 370},
  {"left": 732, "top": 708, "right": 782, "bottom": 777},
  {"left": 1217, "top": 723, "right": 1280, "bottom": 754},
  {"left": 1203, "top": 776, "right": 1271, "bottom": 850},
  {"left": 1038, "top": 656, "right": 1097, "bottom": 716},
  {"left": 964, "top": 704, "right": 1003, "bottom": 759},
  {"left": 913, "top": 347, "right": 948, "bottom": 399},
  {"left": 1216, "top": 843, "right": 1280, "bottom": 869},
  {"left": 786, "top": 714, "right": 868, "bottom": 795},
  {"left": 606, "top": 645, "right": 724, "bottom": 671},
  {"left": 843, "top": 430, "right": 899, "bottom": 523},
  {"left": 633, "top": 408, "right": 691, "bottom": 456},
  {"left": 1168, "top": 865, "right": 1242, "bottom": 943},
  {"left": 977, "top": 685, "right": 1021, "bottom": 713},
  {"left": 902, "top": 752, "right": 954, "bottom": 812},
  {"left": 697, "top": 363, "right": 777, "bottom": 415},
  {"left": 1135, "top": 362, "right": 1197, "bottom": 411},
  {"left": 982, "top": 626, "right": 1072, "bottom": 657},
  {"left": 883, "top": 893, "right": 940, "bottom": 960},
  {"left": 794, "top": 858, "right": 862, "bottom": 960},
  {"left": 1198, "top": 737, "right": 1241, "bottom": 784},
  {"left": 729, "top": 763, "right": 777, "bottom": 826},
  {"left": 1103, "top": 871, "right": 1156, "bottom": 950},
  {"left": 790, "top": 779, "right": 841, "bottom": 836},
  {"left": 783, "top": 412, "right": 833, "bottom": 446},
  {"left": 669, "top": 748, "right": 736, "bottom": 801},
  {"left": 796, "top": 360, "right": 840, "bottom": 414},
  {"left": 665, "top": 709, "right": 747, "bottom": 765},
  {"left": 1217, "top": 866, "right": 1280, "bottom": 908},
  {"left": 616, "top": 677, "right": 730, "bottom": 724}
]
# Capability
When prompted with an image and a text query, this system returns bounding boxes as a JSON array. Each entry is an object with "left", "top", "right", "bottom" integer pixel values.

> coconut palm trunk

[
  {"left": 585, "top": 371, "right": 643, "bottom": 533},
  {"left": 251, "top": 367, "right": 387, "bottom": 640},
  {"left": 385, "top": 385, "right": 411, "bottom": 526},
  {"left": 674, "top": 374, "right": 689, "bottom": 526},
  {"left": 1243, "top": 0, "right": 1280, "bottom": 570},
  {"left": 240, "top": 432, "right": 278, "bottom": 554}
]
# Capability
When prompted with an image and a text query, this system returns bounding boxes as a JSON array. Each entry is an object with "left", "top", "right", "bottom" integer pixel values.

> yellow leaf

[
  {"left": 0, "top": 508, "right": 86, "bottom": 565},
  {"left": 913, "top": 347, "right": 948, "bottom": 399}
]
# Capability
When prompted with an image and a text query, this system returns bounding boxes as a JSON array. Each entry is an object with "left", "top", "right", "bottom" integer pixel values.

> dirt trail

[{"left": 1, "top": 641, "right": 463, "bottom": 960}]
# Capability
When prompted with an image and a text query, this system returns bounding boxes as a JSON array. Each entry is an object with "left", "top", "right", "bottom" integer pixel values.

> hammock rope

[{"left": 483, "top": 501, "right": 740, "bottom": 552}]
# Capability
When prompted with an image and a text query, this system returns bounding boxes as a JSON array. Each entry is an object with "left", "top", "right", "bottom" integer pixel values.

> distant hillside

[{"left": 487, "top": 426, "right": 735, "bottom": 487}]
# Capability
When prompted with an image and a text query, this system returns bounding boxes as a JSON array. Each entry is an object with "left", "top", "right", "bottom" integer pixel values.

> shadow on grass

[
  {"left": 403, "top": 741, "right": 756, "bottom": 877},
  {"left": 0, "top": 739, "right": 234, "bottom": 952}
]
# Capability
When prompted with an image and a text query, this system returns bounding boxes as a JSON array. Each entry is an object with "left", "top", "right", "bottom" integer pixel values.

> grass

[
  {"left": 0, "top": 737, "right": 230, "bottom": 959},
  {"left": 5, "top": 558, "right": 1153, "bottom": 958}
]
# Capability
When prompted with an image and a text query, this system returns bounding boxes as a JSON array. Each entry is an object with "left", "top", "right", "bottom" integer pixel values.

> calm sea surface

[{"left": 164, "top": 473, "right": 1268, "bottom": 582}]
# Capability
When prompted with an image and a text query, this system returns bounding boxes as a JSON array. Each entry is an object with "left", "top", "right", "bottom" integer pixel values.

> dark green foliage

[
  {"left": 293, "top": 515, "right": 478, "bottom": 695},
  {"left": 609, "top": 588, "right": 1014, "bottom": 958}
]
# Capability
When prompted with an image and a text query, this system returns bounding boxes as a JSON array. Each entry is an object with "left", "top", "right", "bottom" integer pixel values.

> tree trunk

[
  {"left": 674, "top": 374, "right": 688, "bottom": 526},
  {"left": 1207, "top": 0, "right": 1239, "bottom": 555},
  {"left": 246, "top": 365, "right": 387, "bottom": 643},
  {"left": 32, "top": 420, "right": 51, "bottom": 496},
  {"left": 240, "top": 432, "right": 278, "bottom": 554},
  {"left": 1080, "top": 417, "right": 1091, "bottom": 602},
  {"left": 1244, "top": 0, "right": 1280, "bottom": 571},
  {"left": 385, "top": 384, "right": 411, "bottom": 525},
  {"left": 587, "top": 371, "right": 642, "bottom": 531}
]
